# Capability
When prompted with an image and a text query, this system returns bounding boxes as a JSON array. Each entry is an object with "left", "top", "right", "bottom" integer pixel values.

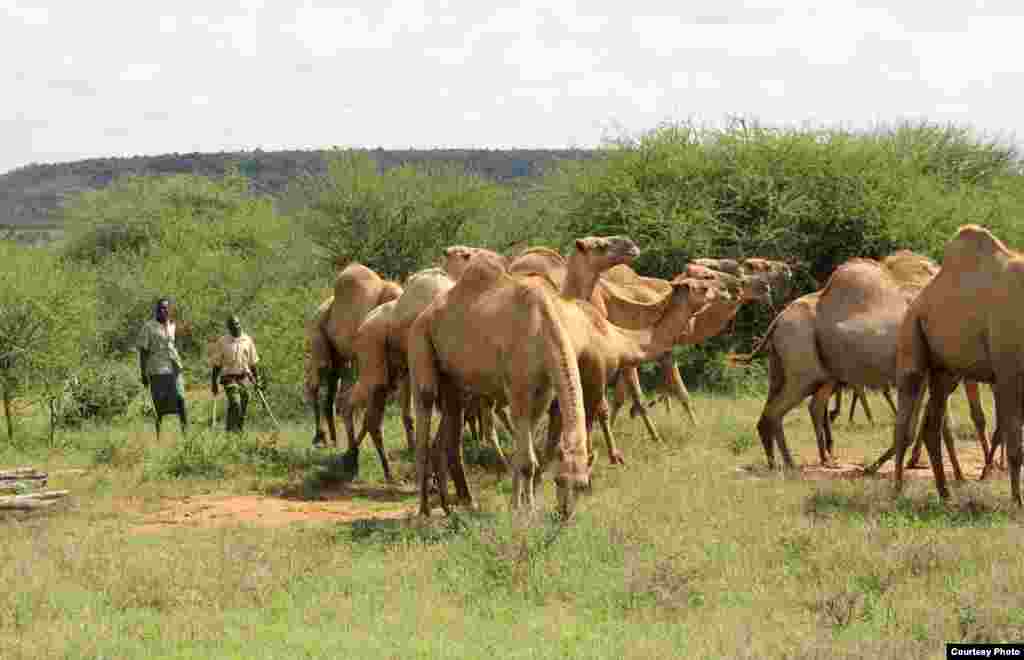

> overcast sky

[{"left": 2, "top": 0, "right": 1022, "bottom": 174}]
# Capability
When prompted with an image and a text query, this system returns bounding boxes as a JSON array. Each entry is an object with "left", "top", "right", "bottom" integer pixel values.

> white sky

[{"left": 2, "top": 0, "right": 1022, "bottom": 174}]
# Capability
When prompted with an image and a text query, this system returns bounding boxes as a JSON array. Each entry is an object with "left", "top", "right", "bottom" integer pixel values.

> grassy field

[{"left": 1, "top": 388, "right": 1022, "bottom": 659}]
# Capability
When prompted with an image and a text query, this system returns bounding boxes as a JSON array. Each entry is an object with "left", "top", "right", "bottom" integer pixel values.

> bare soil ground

[{"left": 130, "top": 482, "right": 420, "bottom": 534}]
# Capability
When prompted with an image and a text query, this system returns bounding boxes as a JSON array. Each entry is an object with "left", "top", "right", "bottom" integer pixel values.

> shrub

[{"left": 58, "top": 362, "right": 141, "bottom": 426}]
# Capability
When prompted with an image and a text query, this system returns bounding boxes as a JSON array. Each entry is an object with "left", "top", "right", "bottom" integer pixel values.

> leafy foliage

[{"left": 292, "top": 150, "right": 516, "bottom": 279}]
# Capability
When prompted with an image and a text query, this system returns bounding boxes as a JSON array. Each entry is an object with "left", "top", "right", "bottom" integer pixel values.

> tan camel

[
  {"left": 734, "top": 251, "right": 988, "bottom": 470},
  {"left": 304, "top": 262, "right": 402, "bottom": 447},
  {"left": 334, "top": 246, "right": 505, "bottom": 480},
  {"left": 408, "top": 251, "right": 593, "bottom": 517},
  {"left": 538, "top": 274, "right": 730, "bottom": 471},
  {"left": 868, "top": 226, "right": 1024, "bottom": 504},
  {"left": 606, "top": 261, "right": 779, "bottom": 432},
  {"left": 509, "top": 238, "right": 680, "bottom": 460}
]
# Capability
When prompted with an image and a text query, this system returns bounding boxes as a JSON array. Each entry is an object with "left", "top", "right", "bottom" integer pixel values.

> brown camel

[
  {"left": 304, "top": 262, "right": 402, "bottom": 448},
  {"left": 734, "top": 251, "right": 988, "bottom": 471},
  {"left": 408, "top": 251, "right": 593, "bottom": 517},
  {"left": 868, "top": 226, "right": 1024, "bottom": 504},
  {"left": 606, "top": 261, "right": 778, "bottom": 431},
  {"left": 334, "top": 246, "right": 505, "bottom": 480}
]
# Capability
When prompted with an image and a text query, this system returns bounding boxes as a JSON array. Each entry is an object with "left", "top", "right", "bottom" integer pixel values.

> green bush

[
  {"left": 58, "top": 362, "right": 141, "bottom": 426},
  {"left": 292, "top": 150, "right": 516, "bottom": 279}
]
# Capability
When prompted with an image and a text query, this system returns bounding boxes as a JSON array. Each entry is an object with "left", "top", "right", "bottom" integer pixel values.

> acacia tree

[{"left": 0, "top": 243, "right": 97, "bottom": 442}]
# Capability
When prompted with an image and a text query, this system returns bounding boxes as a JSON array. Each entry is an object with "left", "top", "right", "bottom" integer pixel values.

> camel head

[
  {"left": 692, "top": 257, "right": 740, "bottom": 275},
  {"left": 665, "top": 275, "right": 732, "bottom": 341},
  {"left": 681, "top": 263, "right": 772, "bottom": 303},
  {"left": 740, "top": 258, "right": 794, "bottom": 301},
  {"left": 442, "top": 245, "right": 480, "bottom": 279},
  {"left": 572, "top": 235, "right": 641, "bottom": 271}
]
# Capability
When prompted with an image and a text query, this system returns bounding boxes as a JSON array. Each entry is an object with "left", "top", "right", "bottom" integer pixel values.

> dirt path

[{"left": 130, "top": 483, "right": 419, "bottom": 535}]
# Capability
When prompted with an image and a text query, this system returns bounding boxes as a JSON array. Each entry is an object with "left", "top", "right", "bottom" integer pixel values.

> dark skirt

[{"left": 149, "top": 373, "right": 184, "bottom": 415}]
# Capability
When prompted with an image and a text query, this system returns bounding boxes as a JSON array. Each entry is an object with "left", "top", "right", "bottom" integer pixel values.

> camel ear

[{"left": 575, "top": 238, "right": 587, "bottom": 253}]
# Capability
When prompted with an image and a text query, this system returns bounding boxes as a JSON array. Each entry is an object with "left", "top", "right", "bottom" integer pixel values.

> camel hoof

[{"left": 610, "top": 453, "right": 626, "bottom": 466}]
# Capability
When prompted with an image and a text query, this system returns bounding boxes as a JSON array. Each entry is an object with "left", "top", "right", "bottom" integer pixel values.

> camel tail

[{"left": 531, "top": 286, "right": 589, "bottom": 485}]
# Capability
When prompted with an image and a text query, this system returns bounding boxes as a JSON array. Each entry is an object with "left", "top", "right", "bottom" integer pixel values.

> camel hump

[
  {"left": 818, "top": 258, "right": 886, "bottom": 300},
  {"left": 453, "top": 251, "right": 510, "bottom": 297},
  {"left": 333, "top": 262, "right": 382, "bottom": 300},
  {"left": 394, "top": 270, "right": 455, "bottom": 328},
  {"left": 603, "top": 263, "right": 642, "bottom": 284},
  {"left": 881, "top": 250, "right": 938, "bottom": 286},
  {"left": 944, "top": 224, "right": 1015, "bottom": 269},
  {"left": 514, "top": 246, "right": 565, "bottom": 262}
]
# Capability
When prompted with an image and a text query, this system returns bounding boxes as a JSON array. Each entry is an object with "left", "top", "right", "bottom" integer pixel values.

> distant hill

[{"left": 0, "top": 148, "right": 597, "bottom": 229}]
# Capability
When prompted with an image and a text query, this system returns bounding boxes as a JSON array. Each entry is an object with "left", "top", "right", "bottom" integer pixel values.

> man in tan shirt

[
  {"left": 209, "top": 315, "right": 260, "bottom": 433},
  {"left": 137, "top": 297, "right": 188, "bottom": 437}
]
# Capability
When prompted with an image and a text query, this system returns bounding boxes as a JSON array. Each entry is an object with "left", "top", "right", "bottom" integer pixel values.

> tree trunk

[
  {"left": 49, "top": 397, "right": 56, "bottom": 447},
  {"left": 2, "top": 382, "right": 12, "bottom": 443}
]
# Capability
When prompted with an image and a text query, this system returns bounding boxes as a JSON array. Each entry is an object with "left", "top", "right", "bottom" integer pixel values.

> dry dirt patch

[
  {"left": 131, "top": 483, "right": 418, "bottom": 535},
  {"left": 734, "top": 440, "right": 998, "bottom": 482}
]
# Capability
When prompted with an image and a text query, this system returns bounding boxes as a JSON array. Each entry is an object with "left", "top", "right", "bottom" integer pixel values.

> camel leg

[
  {"left": 361, "top": 385, "right": 394, "bottom": 483},
  {"left": 809, "top": 382, "right": 836, "bottom": 466},
  {"left": 881, "top": 386, "right": 898, "bottom": 418},
  {"left": 409, "top": 334, "right": 447, "bottom": 517},
  {"left": 992, "top": 376, "right": 1024, "bottom": 507},
  {"left": 865, "top": 376, "right": 924, "bottom": 475},
  {"left": 595, "top": 394, "right": 625, "bottom": 466},
  {"left": 757, "top": 385, "right": 812, "bottom": 471},
  {"left": 399, "top": 376, "right": 415, "bottom": 454},
  {"left": 509, "top": 387, "right": 542, "bottom": 511},
  {"left": 940, "top": 408, "right": 964, "bottom": 482},
  {"left": 920, "top": 371, "right": 959, "bottom": 500},
  {"left": 439, "top": 383, "right": 471, "bottom": 506},
  {"left": 829, "top": 385, "right": 843, "bottom": 425},
  {"left": 853, "top": 387, "right": 875, "bottom": 426},
  {"left": 624, "top": 367, "right": 661, "bottom": 446},
  {"left": 323, "top": 367, "right": 342, "bottom": 447},
  {"left": 610, "top": 376, "right": 629, "bottom": 427},
  {"left": 660, "top": 356, "right": 697, "bottom": 426},
  {"left": 480, "top": 399, "right": 511, "bottom": 474},
  {"left": 961, "top": 382, "right": 993, "bottom": 480}
]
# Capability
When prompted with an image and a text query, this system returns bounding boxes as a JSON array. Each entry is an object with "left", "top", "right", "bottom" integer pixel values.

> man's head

[
  {"left": 226, "top": 315, "right": 242, "bottom": 338},
  {"left": 154, "top": 298, "right": 171, "bottom": 323}
]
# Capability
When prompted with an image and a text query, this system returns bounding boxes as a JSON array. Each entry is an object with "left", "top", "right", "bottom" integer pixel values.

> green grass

[{"left": 1, "top": 390, "right": 1022, "bottom": 659}]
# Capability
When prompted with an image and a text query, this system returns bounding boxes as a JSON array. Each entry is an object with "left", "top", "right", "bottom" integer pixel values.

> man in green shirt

[{"left": 137, "top": 297, "right": 188, "bottom": 437}]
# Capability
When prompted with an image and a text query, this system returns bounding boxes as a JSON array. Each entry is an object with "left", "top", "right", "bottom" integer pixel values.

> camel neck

[
  {"left": 686, "top": 300, "right": 745, "bottom": 344},
  {"left": 561, "top": 255, "right": 601, "bottom": 303}
]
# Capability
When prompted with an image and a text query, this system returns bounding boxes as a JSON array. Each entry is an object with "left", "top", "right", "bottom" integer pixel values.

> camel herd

[{"left": 303, "top": 224, "right": 1024, "bottom": 518}]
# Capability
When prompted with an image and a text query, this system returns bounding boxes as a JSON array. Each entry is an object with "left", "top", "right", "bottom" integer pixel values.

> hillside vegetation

[{"left": 2, "top": 118, "right": 1023, "bottom": 439}]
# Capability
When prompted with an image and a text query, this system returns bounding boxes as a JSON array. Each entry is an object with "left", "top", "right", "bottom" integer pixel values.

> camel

[
  {"left": 606, "top": 260, "right": 780, "bottom": 432},
  {"left": 733, "top": 250, "right": 989, "bottom": 471},
  {"left": 304, "top": 262, "right": 402, "bottom": 448},
  {"left": 514, "top": 239, "right": 737, "bottom": 466},
  {"left": 538, "top": 273, "right": 731, "bottom": 471},
  {"left": 333, "top": 246, "right": 505, "bottom": 481},
  {"left": 868, "top": 226, "right": 1024, "bottom": 504},
  {"left": 408, "top": 251, "right": 593, "bottom": 517}
]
